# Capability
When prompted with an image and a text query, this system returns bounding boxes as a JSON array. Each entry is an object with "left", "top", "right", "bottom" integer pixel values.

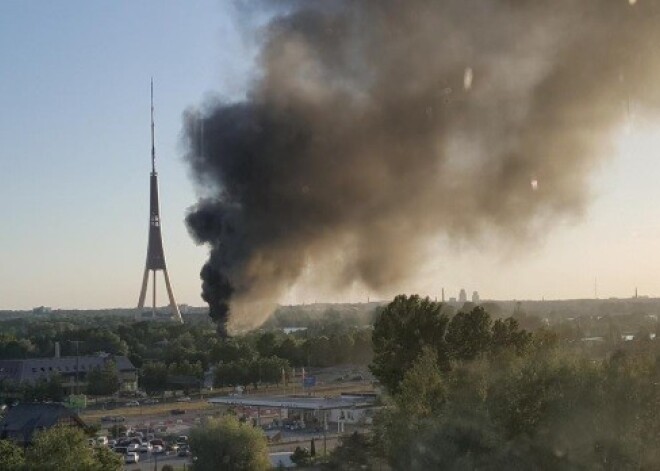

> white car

[
  {"left": 152, "top": 445, "right": 164, "bottom": 454},
  {"left": 127, "top": 443, "right": 140, "bottom": 453},
  {"left": 176, "top": 396, "right": 191, "bottom": 402},
  {"left": 125, "top": 452, "right": 139, "bottom": 464},
  {"left": 126, "top": 400, "right": 140, "bottom": 407}
]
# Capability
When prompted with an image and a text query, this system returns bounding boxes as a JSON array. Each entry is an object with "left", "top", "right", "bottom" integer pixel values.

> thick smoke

[{"left": 184, "top": 0, "right": 660, "bottom": 334}]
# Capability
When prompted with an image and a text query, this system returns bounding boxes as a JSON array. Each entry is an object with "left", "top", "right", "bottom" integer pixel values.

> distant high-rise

[
  {"left": 472, "top": 291, "right": 480, "bottom": 304},
  {"left": 136, "top": 80, "right": 183, "bottom": 323},
  {"left": 459, "top": 289, "right": 467, "bottom": 303}
]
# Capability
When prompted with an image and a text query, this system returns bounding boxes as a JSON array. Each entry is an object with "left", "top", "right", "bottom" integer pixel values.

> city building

[
  {"left": 0, "top": 353, "right": 137, "bottom": 395},
  {"left": 0, "top": 403, "right": 86, "bottom": 446},
  {"left": 472, "top": 291, "right": 480, "bottom": 304},
  {"left": 459, "top": 289, "right": 467, "bottom": 303}
]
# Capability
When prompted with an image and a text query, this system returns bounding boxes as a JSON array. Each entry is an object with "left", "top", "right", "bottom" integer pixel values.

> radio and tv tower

[{"left": 137, "top": 80, "right": 183, "bottom": 323}]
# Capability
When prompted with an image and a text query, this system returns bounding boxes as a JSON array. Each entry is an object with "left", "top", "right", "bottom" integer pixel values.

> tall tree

[
  {"left": 189, "top": 416, "right": 270, "bottom": 471},
  {"left": 86, "top": 361, "right": 120, "bottom": 396},
  {"left": 0, "top": 440, "right": 24, "bottom": 470},
  {"left": 445, "top": 306, "right": 492, "bottom": 360},
  {"left": 371, "top": 295, "right": 449, "bottom": 393},
  {"left": 25, "top": 425, "right": 122, "bottom": 470}
]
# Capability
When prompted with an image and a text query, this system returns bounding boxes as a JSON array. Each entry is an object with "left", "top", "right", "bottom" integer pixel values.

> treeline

[
  {"left": 262, "top": 303, "right": 381, "bottom": 329},
  {"left": 334, "top": 294, "right": 660, "bottom": 470},
  {"left": 0, "top": 313, "right": 373, "bottom": 398}
]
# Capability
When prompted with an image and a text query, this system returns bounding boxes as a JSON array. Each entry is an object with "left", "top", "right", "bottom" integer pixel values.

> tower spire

[
  {"left": 151, "top": 78, "right": 156, "bottom": 174},
  {"left": 137, "top": 79, "right": 183, "bottom": 323}
]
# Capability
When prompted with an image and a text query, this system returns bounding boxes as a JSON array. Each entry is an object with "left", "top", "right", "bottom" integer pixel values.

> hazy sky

[{"left": 1, "top": 1, "right": 659, "bottom": 310}]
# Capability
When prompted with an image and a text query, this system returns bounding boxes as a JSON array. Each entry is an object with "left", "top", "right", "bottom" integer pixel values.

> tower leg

[
  {"left": 137, "top": 266, "right": 150, "bottom": 309},
  {"left": 163, "top": 268, "right": 183, "bottom": 323},
  {"left": 152, "top": 269, "right": 157, "bottom": 318}
]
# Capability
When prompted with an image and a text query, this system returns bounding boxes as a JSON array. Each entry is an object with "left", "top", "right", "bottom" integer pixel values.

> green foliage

[
  {"left": 0, "top": 439, "right": 25, "bottom": 470},
  {"left": 21, "top": 374, "right": 65, "bottom": 402},
  {"left": 94, "top": 446, "right": 124, "bottom": 471},
  {"left": 395, "top": 348, "right": 446, "bottom": 418},
  {"left": 213, "top": 356, "right": 289, "bottom": 389},
  {"left": 291, "top": 446, "right": 312, "bottom": 467},
  {"left": 490, "top": 317, "right": 532, "bottom": 356},
  {"left": 371, "top": 295, "right": 450, "bottom": 394},
  {"left": 25, "top": 425, "right": 121, "bottom": 470},
  {"left": 140, "top": 361, "right": 168, "bottom": 393},
  {"left": 86, "top": 361, "right": 120, "bottom": 396},
  {"left": 446, "top": 306, "right": 492, "bottom": 360},
  {"left": 371, "top": 296, "right": 532, "bottom": 394},
  {"left": 325, "top": 432, "right": 376, "bottom": 470},
  {"left": 189, "top": 416, "right": 270, "bottom": 471},
  {"left": 377, "top": 342, "right": 660, "bottom": 470}
]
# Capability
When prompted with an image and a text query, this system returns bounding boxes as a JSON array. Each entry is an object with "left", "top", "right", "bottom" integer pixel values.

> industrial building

[{"left": 0, "top": 353, "right": 137, "bottom": 395}]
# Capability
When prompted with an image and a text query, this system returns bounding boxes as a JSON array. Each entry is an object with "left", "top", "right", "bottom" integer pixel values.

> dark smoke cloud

[{"left": 184, "top": 0, "right": 660, "bottom": 333}]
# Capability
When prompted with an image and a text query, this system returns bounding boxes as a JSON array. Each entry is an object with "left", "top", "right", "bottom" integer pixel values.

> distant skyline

[{"left": 2, "top": 2, "right": 660, "bottom": 310}]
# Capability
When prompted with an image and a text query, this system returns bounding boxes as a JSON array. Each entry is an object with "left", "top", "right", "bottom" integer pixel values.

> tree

[
  {"left": 445, "top": 306, "right": 492, "bottom": 360},
  {"left": 371, "top": 295, "right": 449, "bottom": 393},
  {"left": 256, "top": 332, "right": 278, "bottom": 358},
  {"left": 189, "top": 416, "right": 270, "bottom": 471},
  {"left": 326, "top": 432, "right": 375, "bottom": 470},
  {"left": 490, "top": 317, "right": 532, "bottom": 356},
  {"left": 25, "top": 425, "right": 122, "bottom": 470},
  {"left": 0, "top": 439, "right": 25, "bottom": 470},
  {"left": 395, "top": 348, "right": 446, "bottom": 418},
  {"left": 140, "top": 361, "right": 168, "bottom": 394},
  {"left": 22, "top": 374, "right": 64, "bottom": 402},
  {"left": 86, "top": 361, "right": 120, "bottom": 396},
  {"left": 291, "top": 446, "right": 312, "bottom": 467}
]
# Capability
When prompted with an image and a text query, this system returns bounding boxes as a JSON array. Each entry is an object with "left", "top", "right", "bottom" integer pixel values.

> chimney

[{"left": 54, "top": 341, "right": 60, "bottom": 359}]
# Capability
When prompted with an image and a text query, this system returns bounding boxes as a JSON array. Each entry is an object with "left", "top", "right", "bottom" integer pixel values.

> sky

[{"left": 1, "top": 1, "right": 660, "bottom": 310}]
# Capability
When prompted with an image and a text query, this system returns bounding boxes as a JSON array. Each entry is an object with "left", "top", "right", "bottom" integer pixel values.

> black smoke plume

[{"left": 184, "top": 0, "right": 660, "bottom": 333}]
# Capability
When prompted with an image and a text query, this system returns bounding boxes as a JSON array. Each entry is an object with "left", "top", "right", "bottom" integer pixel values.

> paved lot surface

[{"left": 123, "top": 454, "right": 191, "bottom": 471}]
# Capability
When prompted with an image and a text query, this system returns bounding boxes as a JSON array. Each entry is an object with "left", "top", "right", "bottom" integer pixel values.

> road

[{"left": 123, "top": 453, "right": 192, "bottom": 470}]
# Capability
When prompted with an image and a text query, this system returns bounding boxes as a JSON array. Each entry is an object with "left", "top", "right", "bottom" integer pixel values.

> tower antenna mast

[{"left": 151, "top": 78, "right": 156, "bottom": 173}]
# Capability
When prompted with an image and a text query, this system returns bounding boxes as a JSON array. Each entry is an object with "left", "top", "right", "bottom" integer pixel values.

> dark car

[
  {"left": 177, "top": 446, "right": 191, "bottom": 457},
  {"left": 101, "top": 415, "right": 125, "bottom": 423},
  {"left": 171, "top": 409, "right": 186, "bottom": 415}
]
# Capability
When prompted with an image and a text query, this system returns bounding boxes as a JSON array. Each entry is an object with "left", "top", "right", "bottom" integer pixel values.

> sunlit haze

[{"left": 1, "top": 1, "right": 660, "bottom": 310}]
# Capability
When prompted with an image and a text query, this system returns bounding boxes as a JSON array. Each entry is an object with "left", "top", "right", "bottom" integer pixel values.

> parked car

[
  {"left": 126, "top": 400, "right": 140, "bottom": 407},
  {"left": 177, "top": 446, "right": 191, "bottom": 457},
  {"left": 176, "top": 435, "right": 189, "bottom": 445},
  {"left": 143, "top": 398, "right": 159, "bottom": 404},
  {"left": 139, "top": 443, "right": 152, "bottom": 453},
  {"left": 176, "top": 396, "right": 192, "bottom": 402},
  {"left": 127, "top": 443, "right": 140, "bottom": 453},
  {"left": 152, "top": 445, "right": 165, "bottom": 455},
  {"left": 102, "top": 415, "right": 125, "bottom": 423},
  {"left": 171, "top": 409, "right": 186, "bottom": 415},
  {"left": 96, "top": 436, "right": 108, "bottom": 446},
  {"left": 125, "top": 452, "right": 139, "bottom": 464}
]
